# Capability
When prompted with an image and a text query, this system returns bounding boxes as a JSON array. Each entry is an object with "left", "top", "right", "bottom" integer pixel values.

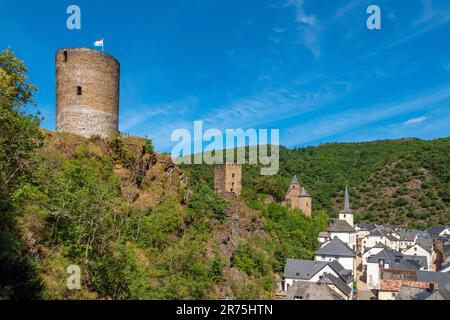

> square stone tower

[{"left": 214, "top": 164, "right": 242, "bottom": 195}]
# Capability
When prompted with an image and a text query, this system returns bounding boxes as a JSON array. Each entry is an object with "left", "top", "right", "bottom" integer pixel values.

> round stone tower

[{"left": 56, "top": 48, "right": 120, "bottom": 138}]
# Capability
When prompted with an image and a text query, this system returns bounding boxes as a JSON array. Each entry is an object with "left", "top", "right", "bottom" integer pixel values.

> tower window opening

[
  {"left": 63, "top": 51, "right": 68, "bottom": 62},
  {"left": 77, "top": 86, "right": 82, "bottom": 95}
]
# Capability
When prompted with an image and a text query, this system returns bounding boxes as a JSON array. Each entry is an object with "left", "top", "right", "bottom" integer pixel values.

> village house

[
  {"left": 318, "top": 231, "right": 331, "bottom": 244},
  {"left": 286, "top": 281, "right": 343, "bottom": 300},
  {"left": 402, "top": 237, "right": 434, "bottom": 269},
  {"left": 427, "top": 225, "right": 450, "bottom": 239},
  {"left": 355, "top": 224, "right": 377, "bottom": 254},
  {"left": 396, "top": 230, "right": 418, "bottom": 251},
  {"left": 314, "top": 238, "right": 356, "bottom": 274},
  {"left": 377, "top": 268, "right": 433, "bottom": 300},
  {"left": 327, "top": 220, "right": 356, "bottom": 251},
  {"left": 282, "top": 259, "right": 352, "bottom": 290},
  {"left": 362, "top": 227, "right": 403, "bottom": 252},
  {"left": 282, "top": 259, "right": 353, "bottom": 300},
  {"left": 366, "top": 248, "right": 424, "bottom": 290},
  {"left": 362, "top": 243, "right": 392, "bottom": 268}
]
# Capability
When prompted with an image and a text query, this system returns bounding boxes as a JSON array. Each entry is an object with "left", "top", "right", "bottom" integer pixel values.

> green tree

[{"left": 0, "top": 48, "right": 42, "bottom": 299}]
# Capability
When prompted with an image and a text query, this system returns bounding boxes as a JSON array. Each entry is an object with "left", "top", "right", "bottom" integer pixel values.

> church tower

[{"left": 339, "top": 186, "right": 354, "bottom": 227}]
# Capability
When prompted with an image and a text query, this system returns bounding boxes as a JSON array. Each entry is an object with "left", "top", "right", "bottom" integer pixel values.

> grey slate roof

[
  {"left": 367, "top": 248, "right": 422, "bottom": 270},
  {"left": 363, "top": 242, "right": 391, "bottom": 254},
  {"left": 315, "top": 238, "right": 356, "bottom": 257},
  {"left": 427, "top": 225, "right": 448, "bottom": 237},
  {"left": 327, "top": 219, "right": 356, "bottom": 233},
  {"left": 369, "top": 229, "right": 385, "bottom": 238},
  {"left": 318, "top": 231, "right": 331, "bottom": 238},
  {"left": 300, "top": 187, "right": 310, "bottom": 197},
  {"left": 328, "top": 260, "right": 353, "bottom": 284},
  {"left": 357, "top": 224, "right": 377, "bottom": 232},
  {"left": 283, "top": 259, "right": 328, "bottom": 280},
  {"left": 290, "top": 175, "right": 299, "bottom": 185},
  {"left": 440, "top": 262, "right": 450, "bottom": 272},
  {"left": 367, "top": 248, "right": 403, "bottom": 265},
  {"left": 407, "top": 237, "right": 433, "bottom": 254},
  {"left": 397, "top": 230, "right": 417, "bottom": 242},
  {"left": 286, "top": 281, "right": 343, "bottom": 300},
  {"left": 396, "top": 286, "right": 433, "bottom": 300},
  {"left": 416, "top": 271, "right": 450, "bottom": 288},
  {"left": 403, "top": 255, "right": 428, "bottom": 269},
  {"left": 426, "top": 284, "right": 450, "bottom": 300},
  {"left": 318, "top": 273, "right": 352, "bottom": 297}
]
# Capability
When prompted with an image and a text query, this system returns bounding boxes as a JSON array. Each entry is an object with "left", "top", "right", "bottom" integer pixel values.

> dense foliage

[
  {"left": 182, "top": 139, "right": 450, "bottom": 228},
  {"left": 0, "top": 48, "right": 43, "bottom": 299},
  {"left": 1, "top": 48, "right": 448, "bottom": 300}
]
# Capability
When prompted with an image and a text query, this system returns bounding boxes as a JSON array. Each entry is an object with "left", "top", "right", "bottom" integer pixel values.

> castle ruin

[
  {"left": 214, "top": 164, "right": 242, "bottom": 195},
  {"left": 56, "top": 48, "right": 120, "bottom": 138},
  {"left": 285, "top": 175, "right": 312, "bottom": 217}
]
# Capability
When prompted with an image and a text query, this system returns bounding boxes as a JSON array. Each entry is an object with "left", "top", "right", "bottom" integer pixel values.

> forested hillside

[
  {"left": 1, "top": 49, "right": 327, "bottom": 300},
  {"left": 1, "top": 48, "right": 448, "bottom": 300},
  {"left": 183, "top": 137, "right": 450, "bottom": 229}
]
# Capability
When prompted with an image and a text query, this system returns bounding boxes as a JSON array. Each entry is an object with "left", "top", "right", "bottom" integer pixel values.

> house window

[
  {"left": 77, "top": 86, "right": 82, "bottom": 95},
  {"left": 63, "top": 50, "right": 68, "bottom": 62},
  {"left": 232, "top": 173, "right": 235, "bottom": 178}
]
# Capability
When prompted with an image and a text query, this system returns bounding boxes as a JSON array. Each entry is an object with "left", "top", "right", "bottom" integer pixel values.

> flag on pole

[{"left": 93, "top": 38, "right": 104, "bottom": 51}]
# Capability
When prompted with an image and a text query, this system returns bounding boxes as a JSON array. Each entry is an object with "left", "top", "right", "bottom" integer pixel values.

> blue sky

[{"left": 1, "top": 0, "right": 450, "bottom": 151}]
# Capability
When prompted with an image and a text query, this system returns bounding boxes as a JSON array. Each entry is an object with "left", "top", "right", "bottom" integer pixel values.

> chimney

[{"left": 428, "top": 282, "right": 435, "bottom": 293}]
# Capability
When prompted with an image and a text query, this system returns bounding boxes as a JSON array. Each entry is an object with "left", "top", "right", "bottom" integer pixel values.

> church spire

[{"left": 343, "top": 185, "right": 351, "bottom": 211}]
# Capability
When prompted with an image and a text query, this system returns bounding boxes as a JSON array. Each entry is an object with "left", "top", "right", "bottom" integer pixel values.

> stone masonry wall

[
  {"left": 214, "top": 164, "right": 242, "bottom": 195},
  {"left": 56, "top": 48, "right": 120, "bottom": 138}
]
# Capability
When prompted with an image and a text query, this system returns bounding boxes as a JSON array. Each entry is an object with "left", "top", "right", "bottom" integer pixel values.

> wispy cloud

[
  {"left": 404, "top": 116, "right": 428, "bottom": 125},
  {"left": 286, "top": 0, "right": 321, "bottom": 58},
  {"left": 333, "top": 0, "right": 359, "bottom": 20},
  {"left": 283, "top": 86, "right": 450, "bottom": 146},
  {"left": 200, "top": 81, "right": 351, "bottom": 130},
  {"left": 120, "top": 96, "right": 198, "bottom": 132},
  {"left": 273, "top": 27, "right": 287, "bottom": 33}
]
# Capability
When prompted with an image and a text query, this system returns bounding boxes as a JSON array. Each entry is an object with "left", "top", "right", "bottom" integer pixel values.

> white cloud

[
  {"left": 283, "top": 86, "right": 450, "bottom": 146},
  {"left": 404, "top": 116, "right": 427, "bottom": 125},
  {"left": 333, "top": 0, "right": 359, "bottom": 20},
  {"left": 286, "top": 0, "right": 321, "bottom": 58},
  {"left": 273, "top": 27, "right": 287, "bottom": 33}
]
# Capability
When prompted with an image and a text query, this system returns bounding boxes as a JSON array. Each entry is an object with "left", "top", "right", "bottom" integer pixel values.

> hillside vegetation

[
  {"left": 1, "top": 48, "right": 449, "bottom": 300},
  {"left": 183, "top": 138, "right": 450, "bottom": 229}
]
